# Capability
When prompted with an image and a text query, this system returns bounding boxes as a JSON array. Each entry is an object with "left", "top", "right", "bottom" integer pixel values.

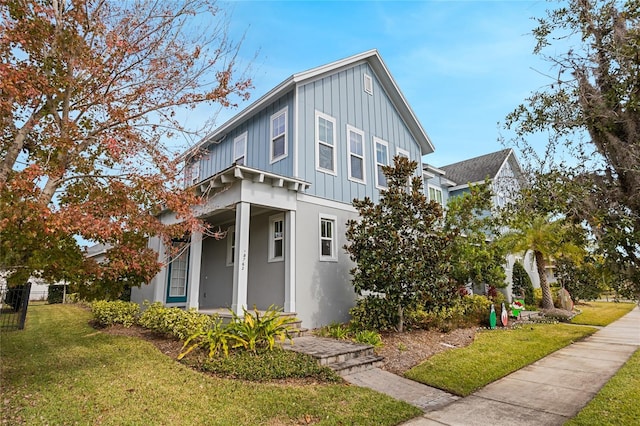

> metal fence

[{"left": 0, "top": 283, "right": 31, "bottom": 331}]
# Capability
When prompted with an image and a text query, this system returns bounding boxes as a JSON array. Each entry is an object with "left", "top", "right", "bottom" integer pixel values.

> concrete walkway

[{"left": 397, "top": 305, "right": 640, "bottom": 425}]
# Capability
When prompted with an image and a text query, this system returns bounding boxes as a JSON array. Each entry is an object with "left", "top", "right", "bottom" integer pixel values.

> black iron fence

[{"left": 0, "top": 283, "right": 31, "bottom": 331}]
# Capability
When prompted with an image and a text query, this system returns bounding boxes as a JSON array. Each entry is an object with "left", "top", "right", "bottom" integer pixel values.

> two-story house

[{"left": 131, "top": 50, "right": 435, "bottom": 328}]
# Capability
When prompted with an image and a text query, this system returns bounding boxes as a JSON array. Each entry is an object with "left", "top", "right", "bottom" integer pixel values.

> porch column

[
  {"left": 231, "top": 201, "right": 250, "bottom": 315},
  {"left": 284, "top": 210, "right": 296, "bottom": 312},
  {"left": 187, "top": 230, "right": 202, "bottom": 309},
  {"left": 152, "top": 237, "right": 167, "bottom": 303}
]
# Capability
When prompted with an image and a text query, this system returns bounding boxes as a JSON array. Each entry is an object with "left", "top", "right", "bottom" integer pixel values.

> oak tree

[
  {"left": 505, "top": 0, "right": 640, "bottom": 299},
  {"left": 0, "top": 0, "right": 251, "bottom": 294}
]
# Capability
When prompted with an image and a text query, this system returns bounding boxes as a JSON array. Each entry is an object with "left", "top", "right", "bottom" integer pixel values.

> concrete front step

[
  {"left": 330, "top": 354, "right": 385, "bottom": 376},
  {"left": 283, "top": 335, "right": 382, "bottom": 374}
]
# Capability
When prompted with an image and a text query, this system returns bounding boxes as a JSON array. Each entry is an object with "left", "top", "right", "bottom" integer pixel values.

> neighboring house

[
  {"left": 131, "top": 50, "right": 435, "bottom": 328},
  {"left": 431, "top": 148, "right": 547, "bottom": 301}
]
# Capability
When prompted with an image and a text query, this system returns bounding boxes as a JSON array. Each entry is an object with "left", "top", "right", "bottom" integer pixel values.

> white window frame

[
  {"left": 226, "top": 226, "right": 236, "bottom": 266},
  {"left": 168, "top": 243, "right": 189, "bottom": 298},
  {"left": 183, "top": 160, "right": 200, "bottom": 189},
  {"left": 270, "top": 108, "right": 288, "bottom": 164},
  {"left": 315, "top": 111, "right": 337, "bottom": 176},
  {"left": 346, "top": 125, "right": 366, "bottom": 184},
  {"left": 363, "top": 74, "right": 373, "bottom": 95},
  {"left": 319, "top": 214, "right": 337, "bottom": 262},
  {"left": 396, "top": 147, "right": 410, "bottom": 159},
  {"left": 374, "top": 137, "right": 389, "bottom": 190},
  {"left": 268, "top": 214, "right": 285, "bottom": 262},
  {"left": 233, "top": 132, "right": 247, "bottom": 165},
  {"left": 428, "top": 185, "right": 444, "bottom": 206}
]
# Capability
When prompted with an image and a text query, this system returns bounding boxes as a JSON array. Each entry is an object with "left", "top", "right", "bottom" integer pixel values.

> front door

[{"left": 166, "top": 244, "right": 189, "bottom": 304}]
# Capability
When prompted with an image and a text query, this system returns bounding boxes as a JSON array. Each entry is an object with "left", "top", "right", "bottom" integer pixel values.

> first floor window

[
  {"left": 226, "top": 226, "right": 236, "bottom": 266},
  {"left": 269, "top": 214, "right": 284, "bottom": 262},
  {"left": 375, "top": 138, "right": 389, "bottom": 188},
  {"left": 319, "top": 215, "right": 337, "bottom": 261},
  {"left": 168, "top": 243, "right": 189, "bottom": 300}
]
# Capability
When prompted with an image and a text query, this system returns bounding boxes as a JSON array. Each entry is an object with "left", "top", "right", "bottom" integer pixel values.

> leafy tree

[
  {"left": 500, "top": 215, "right": 584, "bottom": 310},
  {"left": 555, "top": 255, "right": 607, "bottom": 303},
  {"left": 443, "top": 181, "right": 507, "bottom": 291},
  {"left": 0, "top": 1, "right": 251, "bottom": 289},
  {"left": 344, "top": 156, "right": 454, "bottom": 332},
  {"left": 505, "top": 0, "right": 640, "bottom": 300},
  {"left": 511, "top": 261, "right": 535, "bottom": 307}
]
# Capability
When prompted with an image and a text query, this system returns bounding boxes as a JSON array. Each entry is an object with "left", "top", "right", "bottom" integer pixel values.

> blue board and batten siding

[
  {"left": 192, "top": 91, "right": 296, "bottom": 183},
  {"left": 297, "top": 62, "right": 423, "bottom": 204}
]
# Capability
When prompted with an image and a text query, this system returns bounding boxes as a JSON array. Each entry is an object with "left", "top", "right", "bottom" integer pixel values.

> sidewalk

[{"left": 398, "top": 305, "right": 640, "bottom": 425}]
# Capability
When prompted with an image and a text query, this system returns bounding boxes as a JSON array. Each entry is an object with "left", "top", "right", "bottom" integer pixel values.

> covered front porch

[{"left": 177, "top": 165, "right": 309, "bottom": 315}]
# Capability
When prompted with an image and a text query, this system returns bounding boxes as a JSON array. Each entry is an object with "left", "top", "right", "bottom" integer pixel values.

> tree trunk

[
  {"left": 535, "top": 250, "right": 554, "bottom": 309},
  {"left": 397, "top": 304, "right": 404, "bottom": 333}
]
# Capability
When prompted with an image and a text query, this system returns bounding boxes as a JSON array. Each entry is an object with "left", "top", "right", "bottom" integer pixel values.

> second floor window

[
  {"left": 271, "top": 108, "right": 287, "bottom": 163},
  {"left": 316, "top": 112, "right": 337, "bottom": 175},
  {"left": 347, "top": 126, "right": 365, "bottom": 183},
  {"left": 374, "top": 138, "right": 389, "bottom": 189},
  {"left": 429, "top": 186, "right": 443, "bottom": 205},
  {"left": 234, "top": 132, "right": 247, "bottom": 165}
]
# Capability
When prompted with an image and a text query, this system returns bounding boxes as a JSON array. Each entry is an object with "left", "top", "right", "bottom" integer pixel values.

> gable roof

[
  {"left": 185, "top": 49, "right": 434, "bottom": 159},
  {"left": 440, "top": 148, "right": 516, "bottom": 186}
]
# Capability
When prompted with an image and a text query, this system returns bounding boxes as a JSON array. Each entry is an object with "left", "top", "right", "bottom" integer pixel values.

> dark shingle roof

[{"left": 440, "top": 149, "right": 513, "bottom": 186}]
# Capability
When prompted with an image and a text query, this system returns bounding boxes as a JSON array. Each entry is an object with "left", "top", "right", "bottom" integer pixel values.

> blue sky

[{"left": 197, "top": 0, "right": 555, "bottom": 167}]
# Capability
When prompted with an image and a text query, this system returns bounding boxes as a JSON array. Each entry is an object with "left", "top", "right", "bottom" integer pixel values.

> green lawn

[
  {"left": 570, "top": 301, "right": 636, "bottom": 326},
  {"left": 404, "top": 323, "right": 597, "bottom": 396},
  {"left": 566, "top": 349, "right": 640, "bottom": 425},
  {"left": 0, "top": 304, "right": 420, "bottom": 425}
]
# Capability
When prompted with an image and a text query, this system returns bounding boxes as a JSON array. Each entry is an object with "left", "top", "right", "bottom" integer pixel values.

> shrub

[
  {"left": 353, "top": 330, "right": 383, "bottom": 348},
  {"left": 47, "top": 285, "right": 65, "bottom": 304},
  {"left": 137, "top": 302, "right": 213, "bottom": 340},
  {"left": 227, "top": 305, "right": 297, "bottom": 352},
  {"left": 511, "top": 262, "right": 535, "bottom": 306},
  {"left": 460, "top": 294, "right": 492, "bottom": 326},
  {"left": 91, "top": 300, "right": 140, "bottom": 327},
  {"left": 316, "top": 322, "right": 351, "bottom": 339},
  {"left": 534, "top": 288, "right": 543, "bottom": 307},
  {"left": 349, "top": 296, "right": 398, "bottom": 332},
  {"left": 178, "top": 317, "right": 244, "bottom": 359},
  {"left": 195, "top": 348, "right": 341, "bottom": 382}
]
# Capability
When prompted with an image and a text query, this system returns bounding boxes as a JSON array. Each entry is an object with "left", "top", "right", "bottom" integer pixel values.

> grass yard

[
  {"left": 570, "top": 301, "right": 637, "bottom": 326},
  {"left": 0, "top": 304, "right": 421, "bottom": 425},
  {"left": 566, "top": 349, "right": 640, "bottom": 425},
  {"left": 404, "top": 323, "right": 597, "bottom": 396}
]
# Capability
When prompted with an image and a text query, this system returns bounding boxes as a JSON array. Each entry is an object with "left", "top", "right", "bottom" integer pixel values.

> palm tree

[{"left": 501, "top": 215, "right": 583, "bottom": 310}]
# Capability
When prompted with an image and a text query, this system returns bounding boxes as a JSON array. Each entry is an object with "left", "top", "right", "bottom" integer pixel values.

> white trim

[
  {"left": 226, "top": 225, "right": 236, "bottom": 266},
  {"left": 186, "top": 231, "right": 202, "bottom": 309},
  {"left": 233, "top": 132, "right": 247, "bottom": 165},
  {"left": 363, "top": 74, "right": 373, "bottom": 95},
  {"left": 269, "top": 107, "right": 288, "bottom": 164},
  {"left": 268, "top": 213, "right": 285, "bottom": 263},
  {"left": 396, "top": 147, "right": 410, "bottom": 159},
  {"left": 319, "top": 213, "right": 338, "bottom": 262},
  {"left": 284, "top": 210, "right": 296, "bottom": 312},
  {"left": 297, "top": 193, "right": 357, "bottom": 213},
  {"left": 346, "top": 125, "right": 366, "bottom": 184},
  {"left": 315, "top": 111, "right": 338, "bottom": 175},
  {"left": 373, "top": 137, "right": 389, "bottom": 189},
  {"left": 449, "top": 180, "right": 487, "bottom": 192},
  {"left": 294, "top": 87, "right": 299, "bottom": 177}
]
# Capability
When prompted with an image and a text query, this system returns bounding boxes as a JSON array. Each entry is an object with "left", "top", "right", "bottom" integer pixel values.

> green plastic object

[{"left": 489, "top": 304, "right": 497, "bottom": 329}]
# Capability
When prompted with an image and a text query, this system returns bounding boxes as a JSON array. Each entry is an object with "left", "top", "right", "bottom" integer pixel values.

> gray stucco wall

[
  {"left": 294, "top": 198, "right": 358, "bottom": 328},
  {"left": 198, "top": 210, "right": 285, "bottom": 310}
]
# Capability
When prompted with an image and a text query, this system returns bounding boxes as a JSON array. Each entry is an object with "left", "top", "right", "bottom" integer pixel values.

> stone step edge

[{"left": 329, "top": 355, "right": 385, "bottom": 375}]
